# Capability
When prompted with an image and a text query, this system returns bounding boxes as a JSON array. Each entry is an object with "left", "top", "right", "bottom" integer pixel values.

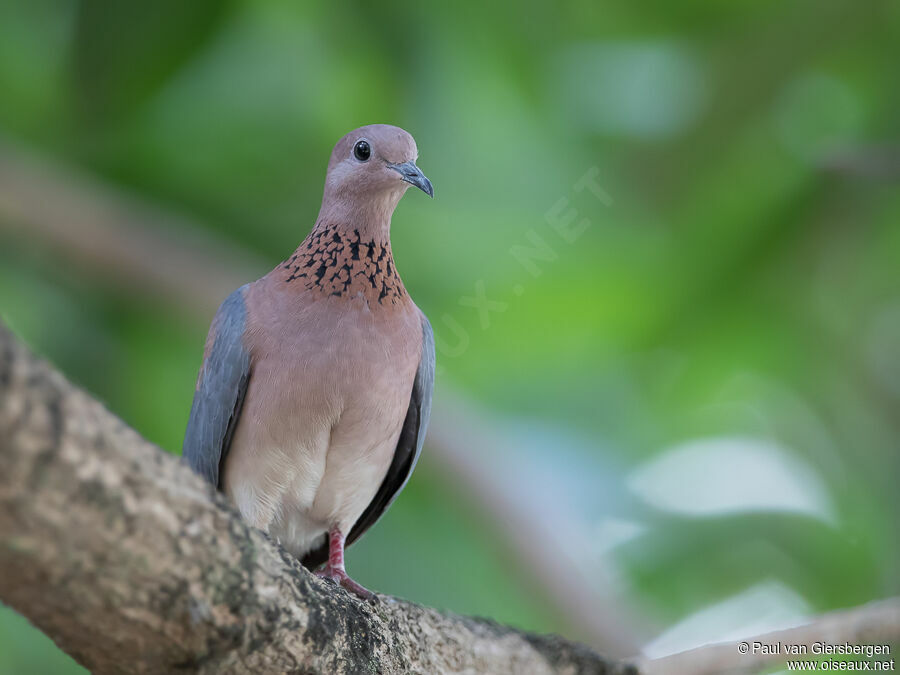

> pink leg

[{"left": 314, "top": 527, "right": 375, "bottom": 601}]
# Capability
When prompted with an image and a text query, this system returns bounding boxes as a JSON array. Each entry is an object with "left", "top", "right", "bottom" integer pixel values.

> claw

[
  {"left": 315, "top": 566, "right": 375, "bottom": 601},
  {"left": 313, "top": 526, "right": 376, "bottom": 601}
]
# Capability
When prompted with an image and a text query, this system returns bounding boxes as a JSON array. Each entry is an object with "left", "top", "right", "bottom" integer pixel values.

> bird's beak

[{"left": 390, "top": 161, "right": 434, "bottom": 198}]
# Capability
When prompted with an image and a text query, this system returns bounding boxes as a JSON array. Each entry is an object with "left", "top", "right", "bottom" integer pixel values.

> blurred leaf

[{"left": 71, "top": 0, "right": 233, "bottom": 125}]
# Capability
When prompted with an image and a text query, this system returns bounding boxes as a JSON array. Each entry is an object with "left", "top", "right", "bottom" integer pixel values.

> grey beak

[{"left": 391, "top": 161, "right": 434, "bottom": 198}]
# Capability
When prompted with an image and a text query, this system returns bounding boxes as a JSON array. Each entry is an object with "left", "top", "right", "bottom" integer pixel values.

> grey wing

[
  {"left": 182, "top": 286, "right": 252, "bottom": 489},
  {"left": 301, "top": 314, "right": 435, "bottom": 568}
]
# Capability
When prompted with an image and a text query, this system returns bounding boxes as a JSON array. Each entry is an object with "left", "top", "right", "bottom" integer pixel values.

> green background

[{"left": 1, "top": 0, "right": 898, "bottom": 672}]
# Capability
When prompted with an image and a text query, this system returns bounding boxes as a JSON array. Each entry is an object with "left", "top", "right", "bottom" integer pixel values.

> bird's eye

[{"left": 353, "top": 140, "right": 371, "bottom": 162}]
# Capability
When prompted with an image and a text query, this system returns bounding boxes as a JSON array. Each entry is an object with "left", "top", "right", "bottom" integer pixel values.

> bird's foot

[{"left": 315, "top": 565, "right": 376, "bottom": 601}]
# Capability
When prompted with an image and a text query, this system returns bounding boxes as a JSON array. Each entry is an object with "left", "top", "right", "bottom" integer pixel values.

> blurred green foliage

[{"left": 1, "top": 0, "right": 899, "bottom": 671}]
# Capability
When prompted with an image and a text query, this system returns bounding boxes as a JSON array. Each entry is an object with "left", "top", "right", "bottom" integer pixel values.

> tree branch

[
  {"left": 0, "top": 139, "right": 267, "bottom": 320},
  {"left": 0, "top": 321, "right": 633, "bottom": 674}
]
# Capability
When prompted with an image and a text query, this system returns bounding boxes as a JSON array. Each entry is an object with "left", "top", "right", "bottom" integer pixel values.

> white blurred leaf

[
  {"left": 642, "top": 580, "right": 812, "bottom": 658},
  {"left": 626, "top": 436, "right": 835, "bottom": 522}
]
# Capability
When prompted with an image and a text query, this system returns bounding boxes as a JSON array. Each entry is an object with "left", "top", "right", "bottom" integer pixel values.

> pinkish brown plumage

[{"left": 183, "top": 124, "right": 435, "bottom": 600}]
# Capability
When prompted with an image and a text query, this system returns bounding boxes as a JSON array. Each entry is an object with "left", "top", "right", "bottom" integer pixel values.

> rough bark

[{"left": 0, "top": 322, "right": 633, "bottom": 674}]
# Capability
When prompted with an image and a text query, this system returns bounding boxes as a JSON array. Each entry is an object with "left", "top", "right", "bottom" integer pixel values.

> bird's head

[{"left": 322, "top": 125, "right": 433, "bottom": 227}]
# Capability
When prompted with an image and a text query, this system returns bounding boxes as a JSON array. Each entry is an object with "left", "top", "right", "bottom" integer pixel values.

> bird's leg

[{"left": 314, "top": 526, "right": 375, "bottom": 601}]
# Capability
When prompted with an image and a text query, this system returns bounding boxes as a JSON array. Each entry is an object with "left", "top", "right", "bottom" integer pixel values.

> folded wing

[{"left": 182, "top": 286, "right": 252, "bottom": 488}]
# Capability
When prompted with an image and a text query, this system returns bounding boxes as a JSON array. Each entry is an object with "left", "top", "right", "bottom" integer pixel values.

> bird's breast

[{"left": 221, "top": 276, "right": 422, "bottom": 556}]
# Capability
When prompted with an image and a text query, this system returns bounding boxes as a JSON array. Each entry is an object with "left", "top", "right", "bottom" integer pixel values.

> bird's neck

[
  {"left": 316, "top": 185, "right": 405, "bottom": 240},
  {"left": 277, "top": 220, "right": 408, "bottom": 306}
]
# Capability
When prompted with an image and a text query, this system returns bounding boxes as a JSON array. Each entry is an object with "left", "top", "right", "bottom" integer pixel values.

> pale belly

[{"left": 221, "top": 291, "right": 420, "bottom": 560}]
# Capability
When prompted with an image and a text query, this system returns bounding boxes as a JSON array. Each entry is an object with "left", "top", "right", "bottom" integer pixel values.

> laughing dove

[{"left": 183, "top": 124, "right": 435, "bottom": 599}]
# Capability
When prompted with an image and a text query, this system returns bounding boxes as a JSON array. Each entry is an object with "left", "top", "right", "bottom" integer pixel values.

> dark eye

[{"left": 353, "top": 140, "right": 371, "bottom": 162}]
